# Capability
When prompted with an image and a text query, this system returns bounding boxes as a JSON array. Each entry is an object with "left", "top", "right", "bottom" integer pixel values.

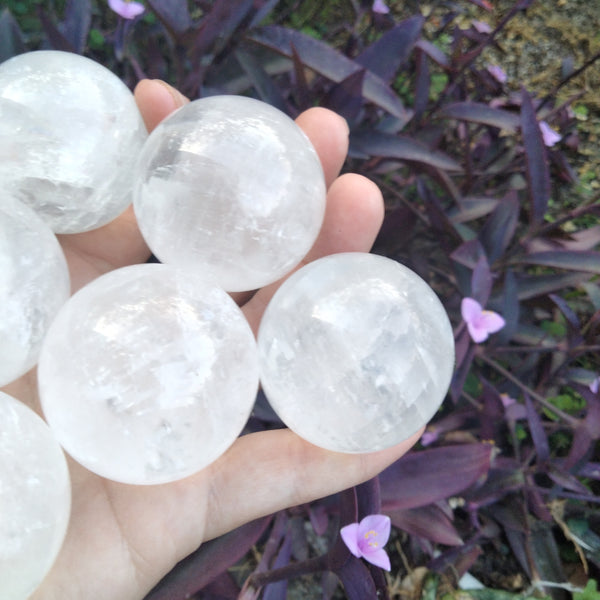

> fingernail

[{"left": 152, "top": 79, "right": 189, "bottom": 108}]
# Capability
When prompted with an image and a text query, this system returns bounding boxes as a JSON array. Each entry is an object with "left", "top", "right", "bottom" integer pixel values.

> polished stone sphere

[
  {"left": 0, "top": 391, "right": 71, "bottom": 600},
  {"left": 38, "top": 264, "right": 259, "bottom": 485},
  {"left": 257, "top": 253, "right": 455, "bottom": 453},
  {"left": 0, "top": 194, "right": 70, "bottom": 386},
  {"left": 133, "top": 95, "right": 326, "bottom": 292},
  {"left": 0, "top": 50, "right": 147, "bottom": 233}
]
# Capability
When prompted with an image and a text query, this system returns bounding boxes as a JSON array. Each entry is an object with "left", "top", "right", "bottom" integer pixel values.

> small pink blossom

[
  {"left": 461, "top": 297, "right": 505, "bottom": 344},
  {"left": 590, "top": 377, "right": 600, "bottom": 394},
  {"left": 500, "top": 393, "right": 516, "bottom": 408},
  {"left": 341, "top": 514, "right": 391, "bottom": 570},
  {"left": 473, "top": 20, "right": 492, "bottom": 34},
  {"left": 372, "top": 0, "right": 390, "bottom": 14},
  {"left": 487, "top": 65, "right": 507, "bottom": 84},
  {"left": 108, "top": 0, "right": 145, "bottom": 19},
  {"left": 421, "top": 429, "right": 439, "bottom": 446},
  {"left": 539, "top": 121, "right": 561, "bottom": 147}
]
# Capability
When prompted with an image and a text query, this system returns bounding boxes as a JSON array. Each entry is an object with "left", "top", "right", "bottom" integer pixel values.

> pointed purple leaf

[
  {"left": 497, "top": 269, "right": 519, "bottom": 343},
  {"left": 263, "top": 529, "right": 292, "bottom": 600},
  {"left": 334, "top": 556, "right": 378, "bottom": 600},
  {"left": 0, "top": 9, "right": 25, "bottom": 61},
  {"left": 523, "top": 251, "right": 600, "bottom": 275},
  {"left": 234, "top": 49, "right": 289, "bottom": 113},
  {"left": 480, "top": 380, "right": 505, "bottom": 442},
  {"left": 550, "top": 293, "right": 581, "bottom": 335},
  {"left": 355, "top": 16, "right": 424, "bottom": 83},
  {"left": 516, "top": 272, "right": 590, "bottom": 300},
  {"left": 379, "top": 444, "right": 493, "bottom": 510},
  {"left": 478, "top": 190, "right": 520, "bottom": 263},
  {"left": 61, "top": 0, "right": 91, "bottom": 54},
  {"left": 387, "top": 505, "right": 463, "bottom": 546},
  {"left": 146, "top": 0, "right": 191, "bottom": 38},
  {"left": 351, "top": 131, "right": 462, "bottom": 171},
  {"left": 524, "top": 393, "right": 550, "bottom": 463},
  {"left": 414, "top": 39, "right": 450, "bottom": 68},
  {"left": 450, "top": 239, "right": 488, "bottom": 270},
  {"left": 356, "top": 477, "right": 381, "bottom": 519},
  {"left": 451, "top": 341, "right": 475, "bottom": 401},
  {"left": 38, "top": 8, "right": 75, "bottom": 52},
  {"left": 454, "top": 325, "right": 472, "bottom": 371},
  {"left": 440, "top": 102, "right": 520, "bottom": 132},
  {"left": 471, "top": 255, "right": 492, "bottom": 305},
  {"left": 144, "top": 517, "right": 271, "bottom": 600},
  {"left": 323, "top": 68, "right": 366, "bottom": 123},
  {"left": 248, "top": 26, "right": 412, "bottom": 123},
  {"left": 449, "top": 196, "right": 499, "bottom": 223},
  {"left": 520, "top": 87, "right": 551, "bottom": 225}
]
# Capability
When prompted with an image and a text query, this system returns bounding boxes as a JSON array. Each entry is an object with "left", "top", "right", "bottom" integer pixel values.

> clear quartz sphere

[
  {"left": 37, "top": 264, "right": 259, "bottom": 485},
  {"left": 0, "top": 391, "right": 71, "bottom": 600},
  {"left": 257, "top": 253, "right": 455, "bottom": 453},
  {"left": 133, "top": 95, "right": 327, "bottom": 292},
  {"left": 0, "top": 50, "right": 147, "bottom": 233},
  {"left": 0, "top": 194, "right": 70, "bottom": 386}
]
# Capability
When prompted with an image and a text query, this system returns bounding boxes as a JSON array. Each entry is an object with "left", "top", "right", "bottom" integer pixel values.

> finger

[
  {"left": 202, "top": 428, "right": 423, "bottom": 540},
  {"left": 133, "top": 79, "right": 189, "bottom": 132},
  {"left": 295, "top": 107, "right": 349, "bottom": 188},
  {"left": 243, "top": 173, "right": 384, "bottom": 333}
]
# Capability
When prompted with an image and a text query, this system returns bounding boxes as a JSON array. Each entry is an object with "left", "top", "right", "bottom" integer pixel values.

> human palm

[{"left": 2, "top": 80, "right": 421, "bottom": 600}]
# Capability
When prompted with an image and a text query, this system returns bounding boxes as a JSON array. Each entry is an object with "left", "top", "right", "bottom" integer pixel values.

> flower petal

[
  {"left": 466, "top": 321, "right": 489, "bottom": 343},
  {"left": 359, "top": 514, "right": 391, "bottom": 545},
  {"left": 461, "top": 297, "right": 482, "bottom": 325},
  {"left": 480, "top": 310, "right": 505, "bottom": 334},
  {"left": 108, "top": 0, "right": 145, "bottom": 19},
  {"left": 372, "top": 0, "right": 390, "bottom": 14},
  {"left": 340, "top": 523, "right": 362, "bottom": 558},
  {"left": 363, "top": 548, "right": 391, "bottom": 571},
  {"left": 539, "top": 121, "right": 561, "bottom": 147}
]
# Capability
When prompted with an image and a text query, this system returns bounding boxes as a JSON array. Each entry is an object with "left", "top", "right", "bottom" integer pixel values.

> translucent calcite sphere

[
  {"left": 0, "top": 50, "right": 147, "bottom": 233},
  {"left": 38, "top": 264, "right": 259, "bottom": 485},
  {"left": 257, "top": 253, "right": 455, "bottom": 453},
  {"left": 133, "top": 95, "right": 326, "bottom": 292},
  {"left": 0, "top": 194, "right": 70, "bottom": 386},
  {"left": 0, "top": 391, "right": 71, "bottom": 600}
]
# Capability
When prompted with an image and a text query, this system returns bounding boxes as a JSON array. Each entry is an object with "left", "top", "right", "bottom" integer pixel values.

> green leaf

[{"left": 574, "top": 580, "right": 600, "bottom": 600}]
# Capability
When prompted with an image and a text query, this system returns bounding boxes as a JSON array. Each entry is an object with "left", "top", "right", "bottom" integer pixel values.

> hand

[{"left": 2, "top": 80, "right": 422, "bottom": 600}]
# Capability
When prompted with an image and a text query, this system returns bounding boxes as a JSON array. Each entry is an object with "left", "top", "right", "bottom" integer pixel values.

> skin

[{"left": 2, "top": 80, "right": 422, "bottom": 600}]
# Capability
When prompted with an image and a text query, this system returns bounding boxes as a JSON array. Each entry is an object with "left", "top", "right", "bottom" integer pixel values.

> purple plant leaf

[
  {"left": 334, "top": 556, "right": 378, "bottom": 600},
  {"left": 146, "top": 0, "right": 191, "bottom": 39},
  {"left": 290, "top": 43, "right": 312, "bottom": 112},
  {"left": 550, "top": 293, "right": 582, "bottom": 346},
  {"left": 201, "top": 572, "right": 240, "bottom": 599},
  {"left": 387, "top": 504, "right": 463, "bottom": 546},
  {"left": 480, "top": 380, "right": 505, "bottom": 442},
  {"left": 478, "top": 190, "right": 520, "bottom": 264},
  {"left": 414, "top": 47, "right": 429, "bottom": 120},
  {"left": 248, "top": 0, "right": 280, "bottom": 28},
  {"left": 323, "top": 68, "right": 366, "bottom": 124},
  {"left": 464, "top": 468, "right": 525, "bottom": 509},
  {"left": 327, "top": 488, "right": 357, "bottom": 570},
  {"left": 451, "top": 340, "right": 475, "bottom": 401},
  {"left": 440, "top": 102, "right": 520, "bottom": 132},
  {"left": 449, "top": 196, "right": 499, "bottom": 224},
  {"left": 0, "top": 9, "right": 25, "bottom": 61},
  {"left": 516, "top": 272, "right": 590, "bottom": 300},
  {"left": 234, "top": 49, "right": 289, "bottom": 113},
  {"left": 471, "top": 255, "right": 492, "bottom": 305},
  {"left": 61, "top": 0, "right": 91, "bottom": 54},
  {"left": 520, "top": 87, "right": 551, "bottom": 225},
  {"left": 143, "top": 517, "right": 271, "bottom": 600},
  {"left": 37, "top": 8, "right": 75, "bottom": 52},
  {"left": 523, "top": 251, "right": 600, "bottom": 275},
  {"left": 356, "top": 477, "right": 381, "bottom": 519},
  {"left": 379, "top": 444, "right": 493, "bottom": 510},
  {"left": 524, "top": 393, "right": 550, "bottom": 463},
  {"left": 351, "top": 131, "right": 462, "bottom": 171},
  {"left": 263, "top": 529, "right": 293, "bottom": 600},
  {"left": 546, "top": 463, "right": 591, "bottom": 494},
  {"left": 355, "top": 16, "right": 424, "bottom": 83},
  {"left": 450, "top": 239, "right": 488, "bottom": 270},
  {"left": 248, "top": 26, "right": 412, "bottom": 123},
  {"left": 309, "top": 503, "right": 329, "bottom": 537},
  {"left": 414, "top": 39, "right": 450, "bottom": 68}
]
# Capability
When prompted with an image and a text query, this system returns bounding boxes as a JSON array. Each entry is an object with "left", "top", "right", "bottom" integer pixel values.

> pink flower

[
  {"left": 372, "top": 0, "right": 390, "bottom": 14},
  {"left": 340, "top": 514, "right": 391, "bottom": 570},
  {"left": 461, "top": 297, "right": 505, "bottom": 343},
  {"left": 590, "top": 377, "right": 600, "bottom": 394},
  {"left": 108, "top": 0, "right": 145, "bottom": 19},
  {"left": 487, "top": 65, "right": 507, "bottom": 84},
  {"left": 539, "top": 121, "right": 561, "bottom": 147},
  {"left": 473, "top": 20, "right": 492, "bottom": 34}
]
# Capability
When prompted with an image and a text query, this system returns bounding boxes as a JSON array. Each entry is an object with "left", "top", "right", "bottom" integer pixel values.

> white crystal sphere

[
  {"left": 133, "top": 95, "right": 326, "bottom": 292},
  {"left": 38, "top": 264, "right": 259, "bottom": 485},
  {"left": 0, "top": 194, "right": 70, "bottom": 386},
  {"left": 257, "top": 253, "right": 455, "bottom": 453},
  {"left": 0, "top": 50, "right": 147, "bottom": 233},
  {"left": 0, "top": 391, "right": 71, "bottom": 600}
]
